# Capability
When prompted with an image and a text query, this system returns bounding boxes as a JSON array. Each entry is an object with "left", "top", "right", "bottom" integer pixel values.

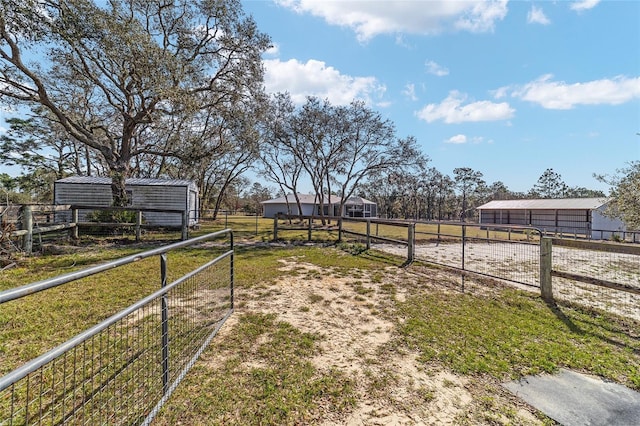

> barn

[
  {"left": 54, "top": 176, "right": 199, "bottom": 227},
  {"left": 476, "top": 198, "right": 626, "bottom": 239},
  {"left": 261, "top": 193, "right": 377, "bottom": 218}
]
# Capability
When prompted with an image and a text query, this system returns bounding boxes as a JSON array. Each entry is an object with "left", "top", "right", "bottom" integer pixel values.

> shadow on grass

[{"left": 545, "top": 299, "right": 640, "bottom": 355}]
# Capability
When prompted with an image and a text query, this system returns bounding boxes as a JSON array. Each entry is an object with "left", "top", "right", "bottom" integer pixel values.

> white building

[
  {"left": 261, "top": 193, "right": 377, "bottom": 219},
  {"left": 54, "top": 176, "right": 199, "bottom": 227},
  {"left": 476, "top": 198, "right": 626, "bottom": 239}
]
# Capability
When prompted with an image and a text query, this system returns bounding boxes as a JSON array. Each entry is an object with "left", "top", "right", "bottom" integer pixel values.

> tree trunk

[{"left": 110, "top": 167, "right": 129, "bottom": 207}]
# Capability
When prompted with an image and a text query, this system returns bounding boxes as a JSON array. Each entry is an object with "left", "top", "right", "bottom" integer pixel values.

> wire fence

[
  {"left": 550, "top": 239, "right": 640, "bottom": 320},
  {"left": 320, "top": 216, "right": 638, "bottom": 320},
  {"left": 0, "top": 230, "right": 234, "bottom": 425}
]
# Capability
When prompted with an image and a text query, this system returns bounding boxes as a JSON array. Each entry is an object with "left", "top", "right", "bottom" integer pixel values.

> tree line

[{"left": 0, "top": 1, "right": 637, "bottom": 228}]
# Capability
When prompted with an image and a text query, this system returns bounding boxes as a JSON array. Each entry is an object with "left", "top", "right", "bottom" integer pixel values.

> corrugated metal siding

[{"left": 54, "top": 178, "right": 198, "bottom": 226}]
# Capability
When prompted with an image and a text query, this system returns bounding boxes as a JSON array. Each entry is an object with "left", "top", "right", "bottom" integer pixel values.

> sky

[
  {"left": 1, "top": 0, "right": 638, "bottom": 196},
  {"left": 241, "top": 0, "right": 640, "bottom": 194}
]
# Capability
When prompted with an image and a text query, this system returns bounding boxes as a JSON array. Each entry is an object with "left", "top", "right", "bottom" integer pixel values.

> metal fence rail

[
  {"left": 0, "top": 230, "right": 234, "bottom": 425},
  {"left": 411, "top": 222, "right": 542, "bottom": 288}
]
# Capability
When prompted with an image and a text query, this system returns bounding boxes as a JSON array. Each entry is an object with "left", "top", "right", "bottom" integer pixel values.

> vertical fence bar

[
  {"left": 338, "top": 218, "right": 343, "bottom": 242},
  {"left": 540, "top": 237, "right": 553, "bottom": 302},
  {"left": 160, "top": 253, "right": 169, "bottom": 394},
  {"left": 308, "top": 216, "right": 312, "bottom": 241}
]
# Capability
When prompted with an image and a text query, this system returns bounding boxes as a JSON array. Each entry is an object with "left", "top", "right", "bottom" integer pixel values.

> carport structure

[{"left": 477, "top": 198, "right": 625, "bottom": 239}]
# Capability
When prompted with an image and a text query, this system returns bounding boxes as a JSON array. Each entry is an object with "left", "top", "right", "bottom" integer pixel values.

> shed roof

[
  {"left": 56, "top": 176, "right": 196, "bottom": 187},
  {"left": 477, "top": 198, "right": 609, "bottom": 210}
]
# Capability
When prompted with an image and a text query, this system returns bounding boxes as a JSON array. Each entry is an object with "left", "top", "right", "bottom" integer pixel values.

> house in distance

[
  {"left": 54, "top": 176, "right": 199, "bottom": 227},
  {"left": 261, "top": 193, "right": 377, "bottom": 218},
  {"left": 476, "top": 198, "right": 626, "bottom": 240}
]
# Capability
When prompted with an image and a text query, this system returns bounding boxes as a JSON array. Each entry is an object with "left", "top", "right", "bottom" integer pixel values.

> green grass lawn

[{"left": 1, "top": 239, "right": 638, "bottom": 424}]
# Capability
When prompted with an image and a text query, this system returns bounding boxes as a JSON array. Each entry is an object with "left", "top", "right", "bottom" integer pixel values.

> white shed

[
  {"left": 54, "top": 176, "right": 199, "bottom": 227},
  {"left": 476, "top": 198, "right": 625, "bottom": 239}
]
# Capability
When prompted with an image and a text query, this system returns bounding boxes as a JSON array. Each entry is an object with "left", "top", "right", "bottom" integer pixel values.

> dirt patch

[{"left": 216, "top": 257, "right": 543, "bottom": 424}]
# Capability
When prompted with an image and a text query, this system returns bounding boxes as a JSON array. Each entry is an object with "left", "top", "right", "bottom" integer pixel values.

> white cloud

[
  {"left": 446, "top": 134, "right": 467, "bottom": 144},
  {"left": 402, "top": 83, "right": 418, "bottom": 101},
  {"left": 275, "top": 0, "right": 508, "bottom": 42},
  {"left": 426, "top": 60, "right": 449, "bottom": 77},
  {"left": 527, "top": 6, "right": 550, "bottom": 25},
  {"left": 508, "top": 74, "right": 640, "bottom": 109},
  {"left": 416, "top": 90, "right": 515, "bottom": 124},
  {"left": 454, "top": 0, "right": 509, "bottom": 33},
  {"left": 265, "top": 43, "right": 280, "bottom": 56},
  {"left": 263, "top": 58, "right": 386, "bottom": 106},
  {"left": 570, "top": 0, "right": 600, "bottom": 12}
]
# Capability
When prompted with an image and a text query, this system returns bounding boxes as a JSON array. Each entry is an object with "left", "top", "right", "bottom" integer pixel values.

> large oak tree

[{"left": 0, "top": 0, "right": 269, "bottom": 205}]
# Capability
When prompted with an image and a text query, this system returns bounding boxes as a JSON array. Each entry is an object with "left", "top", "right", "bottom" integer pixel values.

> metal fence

[
  {"left": 412, "top": 222, "right": 542, "bottom": 288},
  {"left": 0, "top": 230, "right": 234, "bottom": 425},
  {"left": 285, "top": 215, "right": 637, "bottom": 320}
]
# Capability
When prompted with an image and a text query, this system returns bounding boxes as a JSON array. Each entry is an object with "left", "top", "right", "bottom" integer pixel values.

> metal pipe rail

[{"left": 0, "top": 229, "right": 234, "bottom": 425}]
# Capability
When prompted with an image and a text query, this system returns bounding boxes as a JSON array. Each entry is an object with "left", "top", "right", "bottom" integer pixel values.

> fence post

[
  {"left": 338, "top": 218, "right": 343, "bottom": 242},
  {"left": 181, "top": 210, "right": 188, "bottom": 241},
  {"left": 308, "top": 216, "right": 312, "bottom": 241},
  {"left": 20, "top": 205, "right": 33, "bottom": 254},
  {"left": 408, "top": 223, "right": 415, "bottom": 263},
  {"left": 160, "top": 253, "right": 170, "bottom": 394},
  {"left": 540, "top": 237, "right": 553, "bottom": 302},
  {"left": 71, "top": 208, "right": 79, "bottom": 239},
  {"left": 135, "top": 210, "right": 142, "bottom": 242},
  {"left": 366, "top": 219, "right": 371, "bottom": 250},
  {"left": 273, "top": 215, "right": 278, "bottom": 240}
]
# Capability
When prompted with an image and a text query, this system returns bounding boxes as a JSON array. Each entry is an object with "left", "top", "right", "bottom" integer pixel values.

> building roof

[
  {"left": 477, "top": 198, "right": 609, "bottom": 210},
  {"left": 261, "top": 193, "right": 375, "bottom": 205},
  {"left": 56, "top": 176, "right": 196, "bottom": 187}
]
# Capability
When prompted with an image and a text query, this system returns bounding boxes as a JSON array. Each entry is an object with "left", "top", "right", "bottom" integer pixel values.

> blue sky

[
  {"left": 242, "top": 0, "right": 640, "bottom": 194},
  {"left": 1, "top": 0, "right": 638, "bottom": 195}
]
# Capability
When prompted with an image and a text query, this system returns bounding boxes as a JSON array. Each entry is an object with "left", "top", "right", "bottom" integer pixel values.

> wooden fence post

[
  {"left": 308, "top": 216, "right": 312, "bottom": 241},
  {"left": 181, "top": 210, "right": 188, "bottom": 241},
  {"left": 136, "top": 210, "right": 143, "bottom": 242},
  {"left": 338, "top": 218, "right": 343, "bottom": 242},
  {"left": 20, "top": 205, "right": 33, "bottom": 254},
  {"left": 540, "top": 237, "right": 553, "bottom": 302},
  {"left": 408, "top": 223, "right": 415, "bottom": 263},
  {"left": 273, "top": 215, "right": 279, "bottom": 240},
  {"left": 366, "top": 219, "right": 371, "bottom": 250},
  {"left": 71, "top": 208, "right": 79, "bottom": 239}
]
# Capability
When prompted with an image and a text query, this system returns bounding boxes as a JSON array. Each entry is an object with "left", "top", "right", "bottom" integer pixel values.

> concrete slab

[{"left": 503, "top": 369, "right": 640, "bottom": 426}]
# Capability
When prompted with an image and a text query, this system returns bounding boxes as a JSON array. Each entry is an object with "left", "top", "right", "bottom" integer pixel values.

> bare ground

[{"left": 215, "top": 255, "right": 546, "bottom": 425}]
